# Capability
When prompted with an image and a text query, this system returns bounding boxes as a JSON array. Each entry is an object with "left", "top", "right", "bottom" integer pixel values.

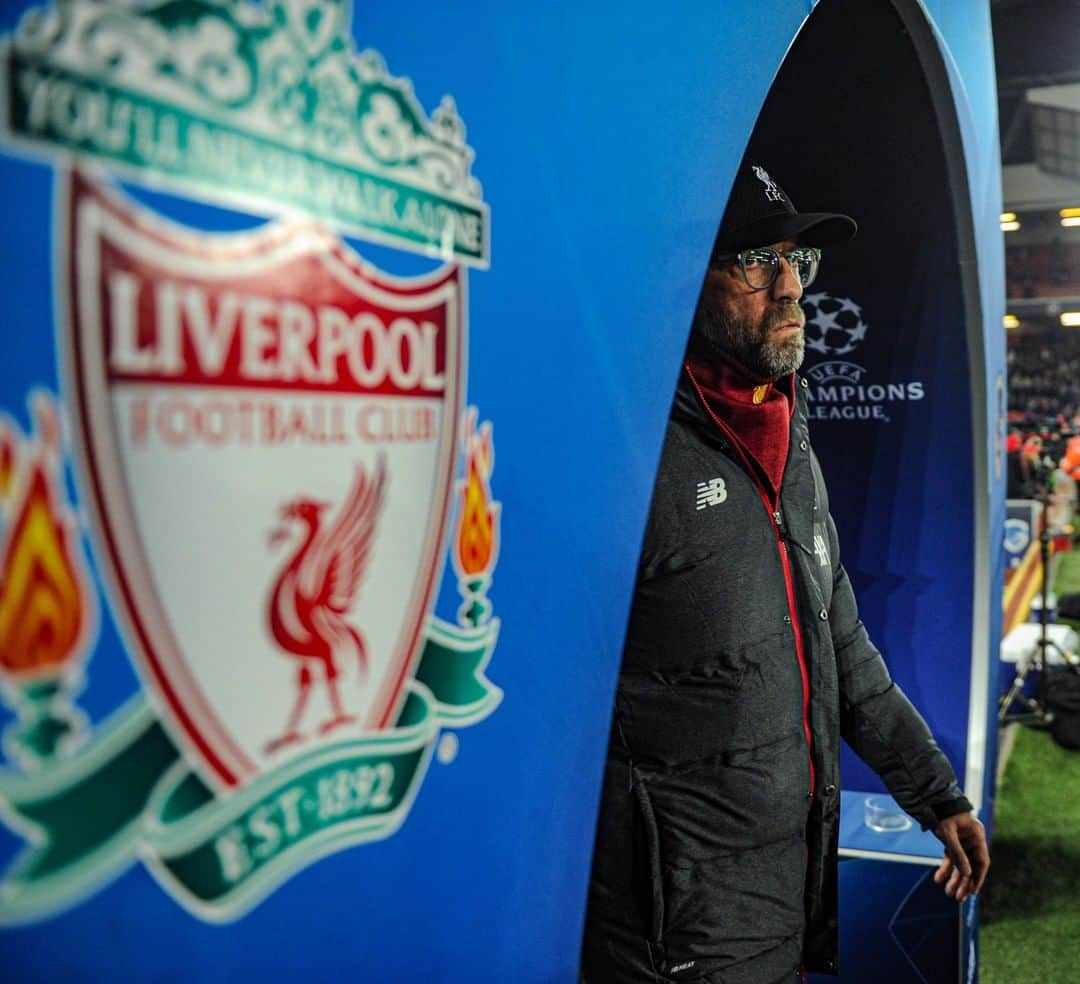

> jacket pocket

[
  {"left": 631, "top": 767, "right": 665, "bottom": 946},
  {"left": 662, "top": 836, "right": 807, "bottom": 979}
]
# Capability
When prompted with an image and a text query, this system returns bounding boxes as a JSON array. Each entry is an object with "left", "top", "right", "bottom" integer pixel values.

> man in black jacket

[{"left": 582, "top": 163, "right": 989, "bottom": 983}]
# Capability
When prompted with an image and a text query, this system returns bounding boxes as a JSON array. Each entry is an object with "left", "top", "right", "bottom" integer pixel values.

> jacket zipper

[
  {"left": 772, "top": 504, "right": 816, "bottom": 800},
  {"left": 684, "top": 366, "right": 816, "bottom": 801}
]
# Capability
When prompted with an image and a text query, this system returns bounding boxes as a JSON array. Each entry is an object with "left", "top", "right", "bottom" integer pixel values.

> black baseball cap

[{"left": 712, "top": 162, "right": 857, "bottom": 255}]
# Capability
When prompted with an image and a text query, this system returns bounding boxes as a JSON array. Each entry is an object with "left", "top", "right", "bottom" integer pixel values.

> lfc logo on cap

[{"left": 752, "top": 165, "right": 786, "bottom": 203}]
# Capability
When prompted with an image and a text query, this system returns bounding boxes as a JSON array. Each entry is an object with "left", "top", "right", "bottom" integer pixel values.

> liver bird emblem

[{"left": 265, "top": 456, "right": 387, "bottom": 754}]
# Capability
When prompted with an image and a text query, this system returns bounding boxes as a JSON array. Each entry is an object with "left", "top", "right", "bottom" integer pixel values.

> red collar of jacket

[{"left": 683, "top": 342, "right": 795, "bottom": 498}]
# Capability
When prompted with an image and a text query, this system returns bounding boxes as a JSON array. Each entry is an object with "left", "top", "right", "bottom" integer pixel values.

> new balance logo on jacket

[{"left": 696, "top": 477, "right": 727, "bottom": 509}]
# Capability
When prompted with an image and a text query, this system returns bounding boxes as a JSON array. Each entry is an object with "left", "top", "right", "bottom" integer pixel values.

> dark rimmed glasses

[{"left": 713, "top": 246, "right": 822, "bottom": 291}]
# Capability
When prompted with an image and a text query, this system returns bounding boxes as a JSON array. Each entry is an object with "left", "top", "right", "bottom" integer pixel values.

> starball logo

[
  {"left": 801, "top": 292, "right": 925, "bottom": 424},
  {"left": 0, "top": 0, "right": 502, "bottom": 925}
]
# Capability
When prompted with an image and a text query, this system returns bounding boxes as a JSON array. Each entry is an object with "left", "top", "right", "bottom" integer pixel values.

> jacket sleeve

[{"left": 825, "top": 512, "right": 973, "bottom": 830}]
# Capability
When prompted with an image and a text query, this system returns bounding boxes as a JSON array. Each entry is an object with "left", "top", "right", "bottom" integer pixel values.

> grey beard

[{"left": 692, "top": 303, "right": 806, "bottom": 381}]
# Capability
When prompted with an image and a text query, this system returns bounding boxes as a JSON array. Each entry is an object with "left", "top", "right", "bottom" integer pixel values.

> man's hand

[{"left": 932, "top": 812, "right": 989, "bottom": 902}]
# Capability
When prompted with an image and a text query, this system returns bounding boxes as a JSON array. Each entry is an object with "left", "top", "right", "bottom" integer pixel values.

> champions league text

[{"left": 804, "top": 380, "right": 925, "bottom": 423}]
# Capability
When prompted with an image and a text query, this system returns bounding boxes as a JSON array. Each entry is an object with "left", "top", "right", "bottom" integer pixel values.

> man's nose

[{"left": 771, "top": 255, "right": 804, "bottom": 302}]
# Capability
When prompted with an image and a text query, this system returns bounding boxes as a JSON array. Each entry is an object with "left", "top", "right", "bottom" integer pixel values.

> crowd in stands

[
  {"left": 1004, "top": 227, "right": 1080, "bottom": 548},
  {"left": 1007, "top": 330, "right": 1080, "bottom": 423},
  {"left": 1007, "top": 332, "right": 1080, "bottom": 511},
  {"left": 1007, "top": 241, "right": 1080, "bottom": 298}
]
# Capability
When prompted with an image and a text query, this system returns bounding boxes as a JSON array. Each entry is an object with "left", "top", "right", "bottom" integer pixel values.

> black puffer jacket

[{"left": 583, "top": 369, "right": 971, "bottom": 982}]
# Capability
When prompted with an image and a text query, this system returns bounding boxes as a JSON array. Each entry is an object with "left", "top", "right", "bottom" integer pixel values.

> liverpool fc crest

[{"left": 0, "top": 0, "right": 500, "bottom": 924}]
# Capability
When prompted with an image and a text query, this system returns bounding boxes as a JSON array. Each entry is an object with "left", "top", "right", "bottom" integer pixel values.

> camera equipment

[{"left": 999, "top": 478, "right": 1080, "bottom": 726}]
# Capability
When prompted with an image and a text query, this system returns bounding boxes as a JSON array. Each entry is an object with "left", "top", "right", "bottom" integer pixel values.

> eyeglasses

[{"left": 714, "top": 246, "right": 822, "bottom": 291}]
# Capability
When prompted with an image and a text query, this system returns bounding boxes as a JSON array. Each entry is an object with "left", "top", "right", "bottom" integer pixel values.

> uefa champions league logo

[
  {"left": 802, "top": 292, "right": 924, "bottom": 423},
  {"left": 803, "top": 292, "right": 868, "bottom": 357}
]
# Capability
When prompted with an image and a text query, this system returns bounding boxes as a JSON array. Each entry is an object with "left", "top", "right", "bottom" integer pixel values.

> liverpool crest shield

[
  {"left": 65, "top": 170, "right": 465, "bottom": 787},
  {"left": 0, "top": 0, "right": 500, "bottom": 924}
]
